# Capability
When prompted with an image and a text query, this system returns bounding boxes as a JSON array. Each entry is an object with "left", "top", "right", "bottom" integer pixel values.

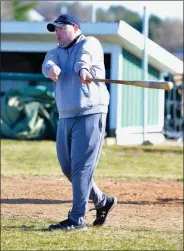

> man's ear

[{"left": 73, "top": 24, "right": 79, "bottom": 32}]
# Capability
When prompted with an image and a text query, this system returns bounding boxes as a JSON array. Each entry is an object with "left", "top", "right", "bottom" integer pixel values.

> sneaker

[
  {"left": 48, "top": 218, "right": 87, "bottom": 231},
  {"left": 92, "top": 196, "right": 117, "bottom": 226}
]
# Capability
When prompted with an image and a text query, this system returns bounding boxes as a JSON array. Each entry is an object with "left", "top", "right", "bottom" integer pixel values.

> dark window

[{"left": 1, "top": 52, "right": 46, "bottom": 73}]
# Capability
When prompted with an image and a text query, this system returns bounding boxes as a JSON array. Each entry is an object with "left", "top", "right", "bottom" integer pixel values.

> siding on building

[{"left": 121, "top": 49, "right": 161, "bottom": 127}]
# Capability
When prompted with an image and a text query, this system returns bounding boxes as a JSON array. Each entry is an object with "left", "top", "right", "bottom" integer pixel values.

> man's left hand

[{"left": 79, "top": 69, "right": 93, "bottom": 84}]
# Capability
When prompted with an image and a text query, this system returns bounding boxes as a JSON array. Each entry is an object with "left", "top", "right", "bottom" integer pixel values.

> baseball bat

[{"left": 88, "top": 78, "right": 173, "bottom": 90}]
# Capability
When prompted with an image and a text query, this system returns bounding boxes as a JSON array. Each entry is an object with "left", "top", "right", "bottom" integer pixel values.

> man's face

[{"left": 55, "top": 25, "right": 77, "bottom": 47}]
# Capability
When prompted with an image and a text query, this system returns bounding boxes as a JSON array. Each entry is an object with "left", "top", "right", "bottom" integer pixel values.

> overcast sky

[{"left": 78, "top": 1, "right": 183, "bottom": 20}]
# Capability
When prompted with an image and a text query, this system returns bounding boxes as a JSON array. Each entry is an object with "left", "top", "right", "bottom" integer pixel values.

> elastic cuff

[
  {"left": 47, "top": 64, "right": 56, "bottom": 75},
  {"left": 78, "top": 68, "right": 89, "bottom": 77}
]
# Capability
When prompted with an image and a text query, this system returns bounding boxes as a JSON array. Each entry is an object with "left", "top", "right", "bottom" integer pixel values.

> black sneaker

[
  {"left": 48, "top": 218, "right": 87, "bottom": 231},
  {"left": 92, "top": 196, "right": 117, "bottom": 226}
]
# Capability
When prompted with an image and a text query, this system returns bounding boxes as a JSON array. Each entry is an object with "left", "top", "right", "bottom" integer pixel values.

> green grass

[
  {"left": 1, "top": 140, "right": 183, "bottom": 180},
  {"left": 97, "top": 145, "right": 183, "bottom": 180},
  {"left": 1, "top": 218, "right": 183, "bottom": 250}
]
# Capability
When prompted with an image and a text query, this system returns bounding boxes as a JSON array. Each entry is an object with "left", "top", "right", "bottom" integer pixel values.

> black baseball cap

[{"left": 47, "top": 14, "right": 81, "bottom": 32}]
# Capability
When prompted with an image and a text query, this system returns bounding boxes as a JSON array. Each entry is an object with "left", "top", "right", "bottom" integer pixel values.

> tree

[
  {"left": 35, "top": 1, "right": 183, "bottom": 58},
  {"left": 13, "top": 0, "right": 37, "bottom": 21},
  {"left": 148, "top": 14, "right": 163, "bottom": 40},
  {"left": 35, "top": 1, "right": 58, "bottom": 20},
  {"left": 154, "top": 18, "right": 183, "bottom": 54},
  {"left": 55, "top": 2, "right": 92, "bottom": 21}
]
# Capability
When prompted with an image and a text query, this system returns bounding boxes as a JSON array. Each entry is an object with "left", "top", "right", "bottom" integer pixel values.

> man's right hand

[{"left": 48, "top": 65, "right": 61, "bottom": 82}]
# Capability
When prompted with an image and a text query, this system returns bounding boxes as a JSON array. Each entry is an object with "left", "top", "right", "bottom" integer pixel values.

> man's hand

[
  {"left": 48, "top": 65, "right": 61, "bottom": 82},
  {"left": 79, "top": 69, "right": 93, "bottom": 84}
]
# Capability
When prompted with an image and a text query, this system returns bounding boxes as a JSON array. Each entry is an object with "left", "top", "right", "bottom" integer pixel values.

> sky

[{"left": 78, "top": 1, "right": 183, "bottom": 20}]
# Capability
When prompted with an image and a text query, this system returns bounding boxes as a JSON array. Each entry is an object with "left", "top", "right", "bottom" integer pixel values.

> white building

[{"left": 1, "top": 20, "right": 183, "bottom": 145}]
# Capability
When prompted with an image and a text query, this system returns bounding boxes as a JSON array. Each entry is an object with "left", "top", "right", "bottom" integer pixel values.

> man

[{"left": 42, "top": 14, "right": 117, "bottom": 231}]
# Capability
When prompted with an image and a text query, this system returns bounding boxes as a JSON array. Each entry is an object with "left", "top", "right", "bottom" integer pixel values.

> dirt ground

[{"left": 1, "top": 176, "right": 183, "bottom": 231}]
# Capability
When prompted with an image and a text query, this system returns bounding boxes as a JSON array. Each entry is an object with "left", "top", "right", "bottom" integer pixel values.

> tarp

[{"left": 1, "top": 85, "right": 58, "bottom": 140}]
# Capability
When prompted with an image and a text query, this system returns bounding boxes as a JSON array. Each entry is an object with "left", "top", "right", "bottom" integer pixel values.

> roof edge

[
  {"left": 1, "top": 20, "right": 119, "bottom": 35},
  {"left": 117, "top": 21, "right": 183, "bottom": 74}
]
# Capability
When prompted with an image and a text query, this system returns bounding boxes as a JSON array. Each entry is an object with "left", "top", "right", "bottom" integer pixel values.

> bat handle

[{"left": 89, "top": 78, "right": 111, "bottom": 83}]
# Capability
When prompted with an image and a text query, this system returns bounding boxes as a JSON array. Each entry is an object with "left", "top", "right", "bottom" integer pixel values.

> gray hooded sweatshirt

[{"left": 42, "top": 34, "right": 110, "bottom": 118}]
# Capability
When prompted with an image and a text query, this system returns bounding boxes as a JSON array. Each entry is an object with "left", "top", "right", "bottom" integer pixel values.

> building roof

[{"left": 1, "top": 20, "right": 183, "bottom": 73}]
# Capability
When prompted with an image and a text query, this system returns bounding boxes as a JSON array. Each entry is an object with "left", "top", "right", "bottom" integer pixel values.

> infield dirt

[{"left": 1, "top": 176, "right": 183, "bottom": 231}]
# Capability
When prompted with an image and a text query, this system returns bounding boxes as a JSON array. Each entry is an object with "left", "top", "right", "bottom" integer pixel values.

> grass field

[
  {"left": 1, "top": 139, "right": 183, "bottom": 250},
  {"left": 2, "top": 218, "right": 183, "bottom": 250},
  {"left": 1, "top": 140, "right": 183, "bottom": 180}
]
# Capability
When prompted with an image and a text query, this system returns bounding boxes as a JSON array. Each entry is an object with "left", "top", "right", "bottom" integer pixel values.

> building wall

[{"left": 121, "top": 49, "right": 161, "bottom": 128}]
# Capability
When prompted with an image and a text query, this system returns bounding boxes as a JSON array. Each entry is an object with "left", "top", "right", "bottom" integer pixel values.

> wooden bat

[{"left": 88, "top": 78, "right": 173, "bottom": 91}]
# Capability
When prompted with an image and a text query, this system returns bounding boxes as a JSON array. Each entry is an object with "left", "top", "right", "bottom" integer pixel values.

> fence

[{"left": 164, "top": 73, "right": 183, "bottom": 140}]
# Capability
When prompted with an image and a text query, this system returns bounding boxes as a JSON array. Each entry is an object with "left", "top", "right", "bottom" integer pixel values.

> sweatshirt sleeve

[
  {"left": 74, "top": 37, "right": 105, "bottom": 78},
  {"left": 42, "top": 48, "right": 60, "bottom": 78}
]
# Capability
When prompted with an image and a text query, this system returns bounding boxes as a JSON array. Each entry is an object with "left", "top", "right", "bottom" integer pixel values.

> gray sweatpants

[{"left": 56, "top": 113, "right": 107, "bottom": 225}]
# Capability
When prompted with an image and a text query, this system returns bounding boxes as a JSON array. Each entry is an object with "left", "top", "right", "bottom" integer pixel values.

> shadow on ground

[{"left": 1, "top": 198, "right": 183, "bottom": 205}]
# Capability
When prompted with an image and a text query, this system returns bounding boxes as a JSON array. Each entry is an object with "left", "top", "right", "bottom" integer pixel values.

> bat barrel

[
  {"left": 88, "top": 78, "right": 174, "bottom": 91},
  {"left": 144, "top": 81, "right": 173, "bottom": 90},
  {"left": 166, "top": 81, "right": 174, "bottom": 90}
]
